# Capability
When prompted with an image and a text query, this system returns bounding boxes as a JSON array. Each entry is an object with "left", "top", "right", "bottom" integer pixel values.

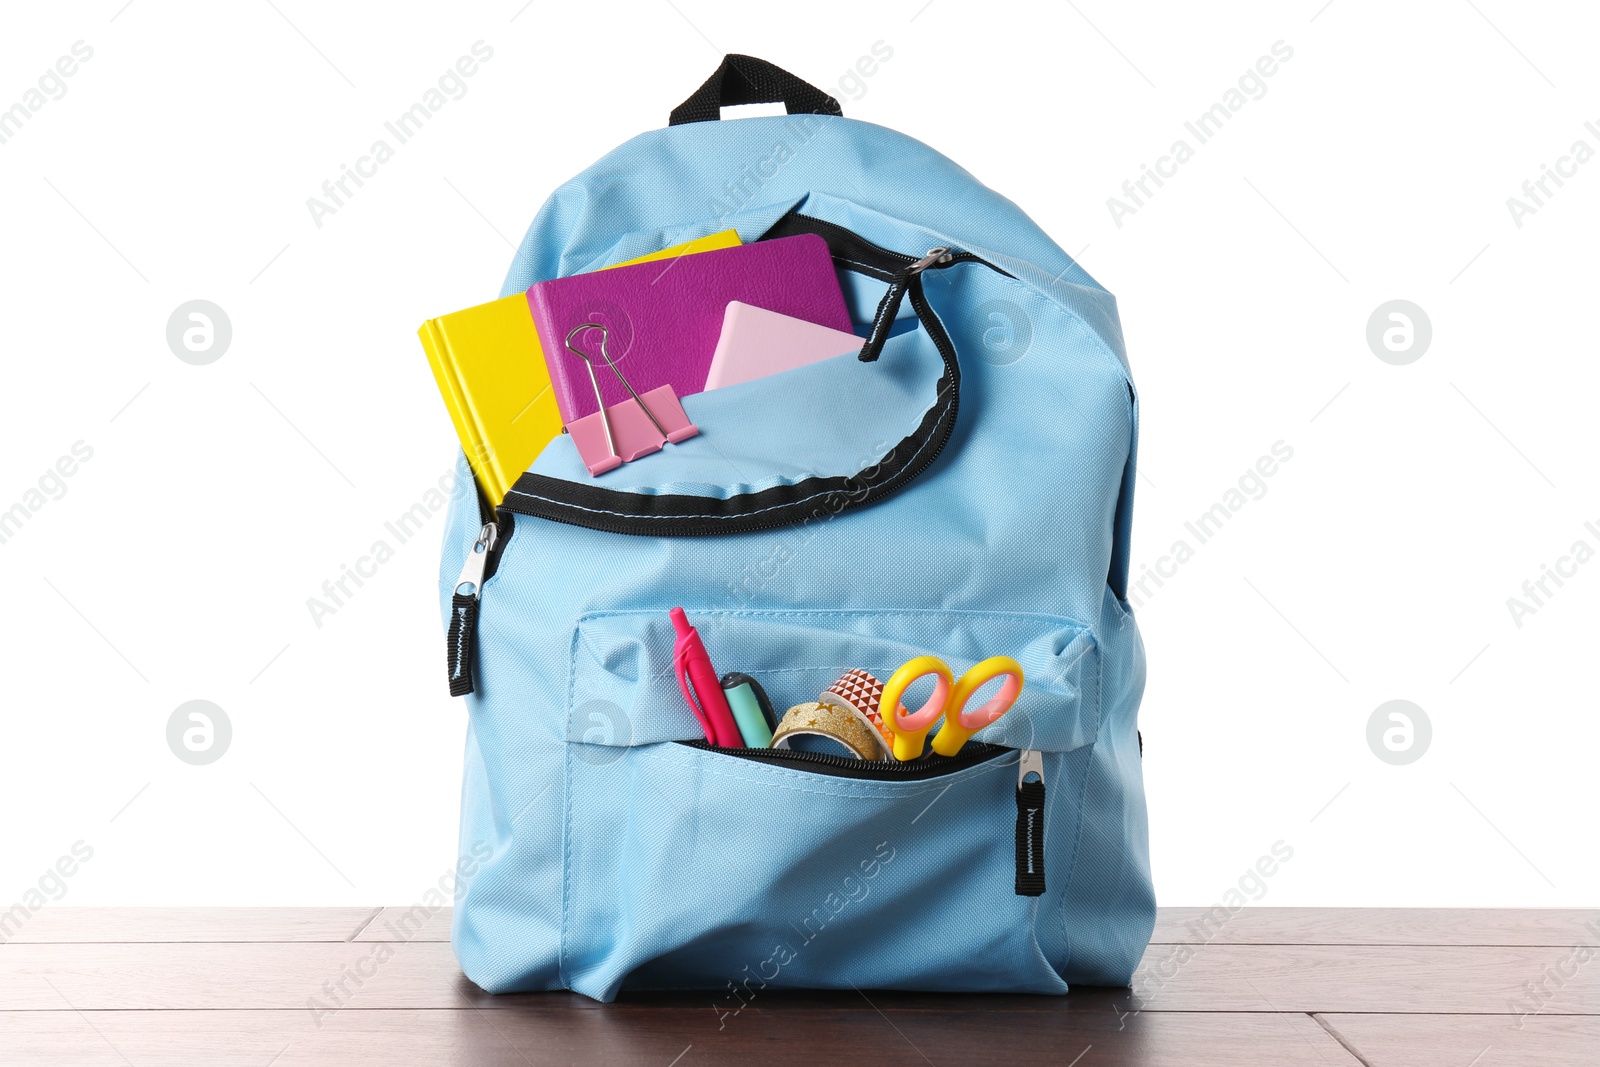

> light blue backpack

[{"left": 440, "top": 56, "right": 1152, "bottom": 1002}]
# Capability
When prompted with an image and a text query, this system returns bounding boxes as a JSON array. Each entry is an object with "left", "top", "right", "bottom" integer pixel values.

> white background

[{"left": 2, "top": 0, "right": 1595, "bottom": 911}]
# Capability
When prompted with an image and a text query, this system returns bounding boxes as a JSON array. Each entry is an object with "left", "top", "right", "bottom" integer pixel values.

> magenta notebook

[{"left": 527, "top": 233, "right": 851, "bottom": 423}]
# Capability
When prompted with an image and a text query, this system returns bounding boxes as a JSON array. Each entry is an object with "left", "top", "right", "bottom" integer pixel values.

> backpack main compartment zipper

[{"left": 493, "top": 212, "right": 1012, "bottom": 538}]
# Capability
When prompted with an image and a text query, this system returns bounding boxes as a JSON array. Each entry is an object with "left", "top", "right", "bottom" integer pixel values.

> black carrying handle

[{"left": 670, "top": 55, "right": 843, "bottom": 126}]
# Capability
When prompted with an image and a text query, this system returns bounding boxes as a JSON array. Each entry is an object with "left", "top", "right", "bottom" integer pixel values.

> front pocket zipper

[
  {"left": 678, "top": 738, "right": 1007, "bottom": 779},
  {"left": 681, "top": 739, "right": 1047, "bottom": 896}
]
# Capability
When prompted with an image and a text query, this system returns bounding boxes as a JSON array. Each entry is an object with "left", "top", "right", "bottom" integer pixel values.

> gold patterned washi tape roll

[{"left": 771, "top": 701, "right": 886, "bottom": 761}]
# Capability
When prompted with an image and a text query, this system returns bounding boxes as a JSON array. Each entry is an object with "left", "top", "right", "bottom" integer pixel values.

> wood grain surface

[{"left": 2, "top": 908, "right": 1595, "bottom": 1065}]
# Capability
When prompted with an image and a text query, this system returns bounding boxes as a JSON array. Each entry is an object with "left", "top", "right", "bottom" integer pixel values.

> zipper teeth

[
  {"left": 494, "top": 214, "right": 1003, "bottom": 537},
  {"left": 483, "top": 510, "right": 513, "bottom": 579},
  {"left": 521, "top": 313, "right": 947, "bottom": 537},
  {"left": 780, "top": 212, "right": 1005, "bottom": 278},
  {"left": 681, "top": 739, "right": 1006, "bottom": 779},
  {"left": 497, "top": 283, "right": 967, "bottom": 540},
  {"left": 901, "top": 280, "right": 959, "bottom": 485},
  {"left": 551, "top": 353, "right": 952, "bottom": 536},
  {"left": 779, "top": 214, "right": 910, "bottom": 278}
]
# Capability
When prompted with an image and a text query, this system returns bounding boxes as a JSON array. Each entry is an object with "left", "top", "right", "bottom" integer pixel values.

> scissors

[{"left": 879, "top": 655, "right": 1024, "bottom": 760}]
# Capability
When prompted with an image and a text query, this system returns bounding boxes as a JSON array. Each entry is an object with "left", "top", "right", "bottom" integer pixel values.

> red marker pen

[{"left": 670, "top": 608, "right": 743, "bottom": 747}]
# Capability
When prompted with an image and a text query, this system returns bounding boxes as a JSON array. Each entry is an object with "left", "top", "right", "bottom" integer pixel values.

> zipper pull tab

[
  {"left": 454, "top": 523, "right": 497, "bottom": 598},
  {"left": 859, "top": 249, "right": 957, "bottom": 364},
  {"left": 907, "top": 246, "right": 953, "bottom": 274},
  {"left": 446, "top": 523, "right": 496, "bottom": 697},
  {"left": 1015, "top": 749, "right": 1046, "bottom": 896}
]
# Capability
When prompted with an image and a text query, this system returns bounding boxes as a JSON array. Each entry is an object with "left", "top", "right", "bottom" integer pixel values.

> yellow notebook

[{"left": 420, "top": 229, "right": 742, "bottom": 506}]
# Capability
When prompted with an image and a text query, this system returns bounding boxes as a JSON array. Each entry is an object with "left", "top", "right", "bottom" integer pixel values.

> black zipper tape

[
  {"left": 678, "top": 739, "right": 1006, "bottom": 780},
  {"left": 761, "top": 211, "right": 1009, "bottom": 284},
  {"left": 762, "top": 211, "right": 908, "bottom": 281},
  {"left": 484, "top": 510, "right": 512, "bottom": 583},
  {"left": 762, "top": 211, "right": 1009, "bottom": 365},
  {"left": 496, "top": 212, "right": 1008, "bottom": 538}
]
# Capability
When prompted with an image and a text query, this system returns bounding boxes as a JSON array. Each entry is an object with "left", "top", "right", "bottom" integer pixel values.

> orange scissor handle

[
  {"left": 930, "top": 656, "right": 1024, "bottom": 757},
  {"left": 880, "top": 656, "right": 954, "bottom": 761}
]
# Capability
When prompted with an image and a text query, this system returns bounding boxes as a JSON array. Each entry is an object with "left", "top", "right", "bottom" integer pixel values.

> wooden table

[{"left": 3, "top": 908, "right": 1596, "bottom": 1064}]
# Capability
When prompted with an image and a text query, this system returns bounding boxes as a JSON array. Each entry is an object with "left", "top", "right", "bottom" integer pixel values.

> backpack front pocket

[
  {"left": 560, "top": 737, "right": 1072, "bottom": 1002},
  {"left": 555, "top": 606, "right": 1095, "bottom": 1000}
]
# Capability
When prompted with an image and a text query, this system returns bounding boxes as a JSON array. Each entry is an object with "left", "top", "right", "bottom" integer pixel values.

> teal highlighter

[{"left": 720, "top": 673, "right": 776, "bottom": 748}]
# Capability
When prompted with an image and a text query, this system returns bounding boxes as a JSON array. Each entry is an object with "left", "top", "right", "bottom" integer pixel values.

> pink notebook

[
  {"left": 527, "top": 234, "right": 851, "bottom": 423},
  {"left": 705, "top": 302, "right": 863, "bottom": 390}
]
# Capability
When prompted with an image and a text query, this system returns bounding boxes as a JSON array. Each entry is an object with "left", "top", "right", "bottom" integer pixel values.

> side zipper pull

[
  {"left": 1015, "top": 749, "right": 1046, "bottom": 896},
  {"left": 445, "top": 522, "right": 496, "bottom": 698}
]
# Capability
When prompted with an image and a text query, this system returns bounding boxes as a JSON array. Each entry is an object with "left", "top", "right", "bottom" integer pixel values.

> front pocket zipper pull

[
  {"left": 1015, "top": 749, "right": 1046, "bottom": 896},
  {"left": 445, "top": 522, "right": 496, "bottom": 698}
]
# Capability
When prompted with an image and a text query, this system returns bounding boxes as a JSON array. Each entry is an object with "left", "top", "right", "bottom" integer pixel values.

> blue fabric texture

[{"left": 441, "top": 112, "right": 1153, "bottom": 1001}]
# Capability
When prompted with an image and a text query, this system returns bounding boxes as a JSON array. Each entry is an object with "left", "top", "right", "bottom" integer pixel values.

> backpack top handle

[{"left": 669, "top": 54, "right": 843, "bottom": 126}]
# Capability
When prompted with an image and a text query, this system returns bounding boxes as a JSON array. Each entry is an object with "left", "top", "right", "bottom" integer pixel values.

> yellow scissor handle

[
  {"left": 880, "top": 655, "right": 954, "bottom": 761},
  {"left": 930, "top": 656, "right": 1024, "bottom": 757}
]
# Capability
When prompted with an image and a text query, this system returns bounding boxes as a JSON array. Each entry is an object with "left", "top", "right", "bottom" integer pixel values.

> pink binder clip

[
  {"left": 563, "top": 323, "right": 699, "bottom": 477},
  {"left": 568, "top": 386, "right": 699, "bottom": 476}
]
